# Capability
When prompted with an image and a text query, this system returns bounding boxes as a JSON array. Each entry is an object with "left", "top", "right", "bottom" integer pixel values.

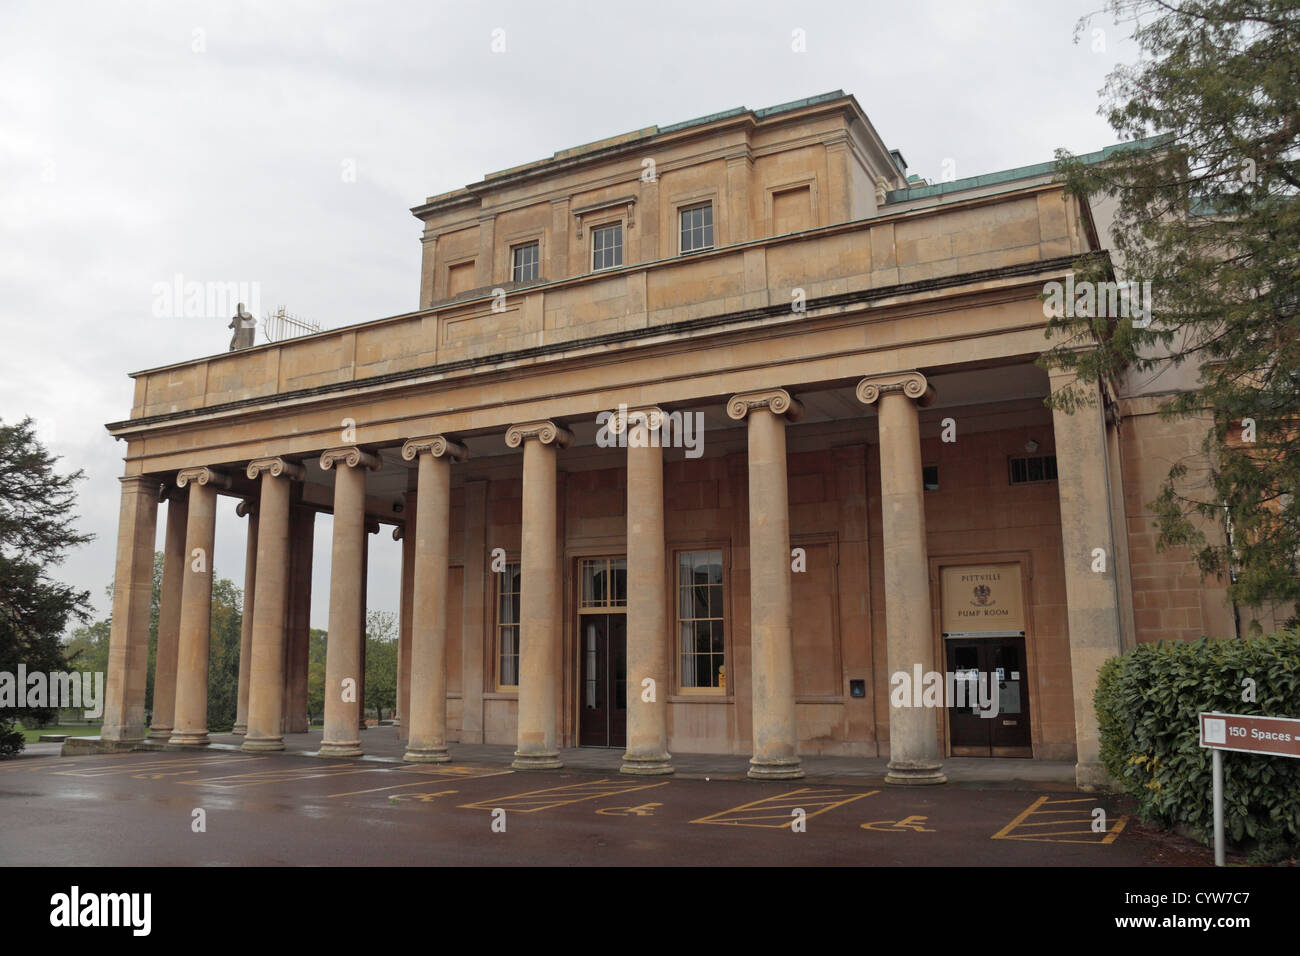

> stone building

[{"left": 100, "top": 91, "right": 1242, "bottom": 788}]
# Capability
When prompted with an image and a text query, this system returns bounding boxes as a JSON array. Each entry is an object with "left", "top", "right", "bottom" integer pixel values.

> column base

[
  {"left": 241, "top": 736, "right": 285, "bottom": 752},
  {"left": 621, "top": 752, "right": 674, "bottom": 775},
  {"left": 167, "top": 732, "right": 210, "bottom": 747},
  {"left": 512, "top": 751, "right": 563, "bottom": 770},
  {"left": 146, "top": 727, "right": 172, "bottom": 741},
  {"left": 232, "top": 724, "right": 247, "bottom": 736},
  {"left": 1074, "top": 760, "right": 1112, "bottom": 792},
  {"left": 747, "top": 755, "right": 804, "bottom": 780},
  {"left": 884, "top": 760, "right": 947, "bottom": 786},
  {"left": 318, "top": 740, "right": 363, "bottom": 757},
  {"left": 403, "top": 747, "right": 451, "bottom": 763}
]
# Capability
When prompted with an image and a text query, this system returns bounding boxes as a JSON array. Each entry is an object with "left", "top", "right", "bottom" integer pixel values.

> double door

[
  {"left": 578, "top": 613, "right": 627, "bottom": 748},
  {"left": 944, "top": 637, "right": 1032, "bottom": 757}
]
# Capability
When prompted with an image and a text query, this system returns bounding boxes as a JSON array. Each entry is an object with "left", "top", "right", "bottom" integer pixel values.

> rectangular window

[
  {"left": 677, "top": 549, "right": 725, "bottom": 692},
  {"left": 591, "top": 222, "right": 623, "bottom": 271},
  {"left": 579, "top": 557, "right": 627, "bottom": 610},
  {"left": 1009, "top": 454, "right": 1058, "bottom": 485},
  {"left": 496, "top": 562, "right": 521, "bottom": 688},
  {"left": 679, "top": 203, "right": 714, "bottom": 254},
  {"left": 511, "top": 242, "right": 539, "bottom": 283}
]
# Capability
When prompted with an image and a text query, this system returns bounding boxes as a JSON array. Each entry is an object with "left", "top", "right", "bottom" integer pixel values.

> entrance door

[
  {"left": 579, "top": 614, "right": 626, "bottom": 748},
  {"left": 944, "top": 637, "right": 1032, "bottom": 757}
]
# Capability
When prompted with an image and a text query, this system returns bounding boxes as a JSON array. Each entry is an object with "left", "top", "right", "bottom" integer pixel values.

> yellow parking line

[
  {"left": 459, "top": 778, "right": 669, "bottom": 813},
  {"left": 992, "top": 795, "right": 1129, "bottom": 844},
  {"left": 329, "top": 769, "right": 512, "bottom": 798},
  {"left": 692, "top": 788, "right": 877, "bottom": 829}
]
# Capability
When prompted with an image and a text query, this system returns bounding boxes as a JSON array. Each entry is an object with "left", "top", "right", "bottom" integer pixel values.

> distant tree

[
  {"left": 307, "top": 628, "right": 327, "bottom": 724},
  {"left": 1046, "top": 0, "right": 1300, "bottom": 623},
  {"left": 365, "top": 610, "right": 398, "bottom": 722},
  {"left": 0, "top": 417, "right": 93, "bottom": 754},
  {"left": 205, "top": 576, "right": 243, "bottom": 732}
]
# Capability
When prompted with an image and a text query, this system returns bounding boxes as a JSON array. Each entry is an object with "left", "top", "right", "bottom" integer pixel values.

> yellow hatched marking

[
  {"left": 329, "top": 768, "right": 512, "bottom": 798},
  {"left": 177, "top": 763, "right": 388, "bottom": 789},
  {"left": 459, "top": 778, "right": 668, "bottom": 813},
  {"left": 54, "top": 755, "right": 263, "bottom": 776},
  {"left": 992, "top": 795, "right": 1129, "bottom": 845},
  {"left": 692, "top": 788, "right": 877, "bottom": 829}
]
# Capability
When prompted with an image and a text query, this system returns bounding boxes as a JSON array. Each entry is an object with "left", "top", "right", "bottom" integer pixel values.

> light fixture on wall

[{"left": 1024, "top": 439, "right": 1040, "bottom": 454}]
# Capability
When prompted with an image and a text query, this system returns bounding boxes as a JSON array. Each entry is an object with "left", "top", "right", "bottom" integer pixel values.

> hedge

[{"left": 1095, "top": 630, "right": 1300, "bottom": 861}]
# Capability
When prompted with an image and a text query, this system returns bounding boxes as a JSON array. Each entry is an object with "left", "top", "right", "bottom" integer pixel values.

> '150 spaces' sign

[{"left": 1199, "top": 712, "right": 1300, "bottom": 759}]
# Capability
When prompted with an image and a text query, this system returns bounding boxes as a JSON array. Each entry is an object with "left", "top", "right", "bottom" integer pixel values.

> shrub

[
  {"left": 0, "top": 717, "right": 25, "bottom": 757},
  {"left": 1094, "top": 630, "right": 1300, "bottom": 861}
]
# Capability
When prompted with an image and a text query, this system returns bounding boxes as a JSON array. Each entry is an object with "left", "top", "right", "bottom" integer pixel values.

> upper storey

[{"left": 410, "top": 91, "right": 909, "bottom": 308}]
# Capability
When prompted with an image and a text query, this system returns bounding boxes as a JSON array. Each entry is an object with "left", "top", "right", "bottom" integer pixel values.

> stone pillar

[
  {"left": 282, "top": 505, "right": 314, "bottom": 734},
  {"left": 617, "top": 407, "right": 673, "bottom": 775},
  {"left": 506, "top": 420, "right": 573, "bottom": 769},
  {"left": 727, "top": 389, "right": 804, "bottom": 779},
  {"left": 460, "top": 479, "right": 488, "bottom": 744},
  {"left": 319, "top": 446, "right": 380, "bottom": 756},
  {"left": 232, "top": 500, "right": 258, "bottom": 735},
  {"left": 148, "top": 485, "right": 187, "bottom": 740},
  {"left": 1049, "top": 370, "right": 1126, "bottom": 790},
  {"left": 101, "top": 475, "right": 161, "bottom": 742},
  {"left": 358, "top": 520, "right": 378, "bottom": 732},
  {"left": 402, "top": 436, "right": 467, "bottom": 762},
  {"left": 395, "top": 519, "right": 414, "bottom": 740},
  {"left": 169, "top": 466, "right": 232, "bottom": 746},
  {"left": 243, "top": 458, "right": 305, "bottom": 752},
  {"left": 857, "top": 371, "right": 946, "bottom": 786}
]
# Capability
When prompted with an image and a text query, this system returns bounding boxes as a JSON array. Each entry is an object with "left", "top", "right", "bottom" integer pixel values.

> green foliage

[
  {"left": 365, "top": 610, "right": 398, "bottom": 721},
  {"left": 1095, "top": 631, "right": 1300, "bottom": 859},
  {"left": 1044, "top": 0, "right": 1300, "bottom": 619},
  {"left": 0, "top": 417, "right": 93, "bottom": 736},
  {"left": 0, "top": 717, "right": 24, "bottom": 756},
  {"left": 204, "top": 576, "right": 243, "bottom": 732},
  {"left": 307, "top": 628, "right": 327, "bottom": 723}
]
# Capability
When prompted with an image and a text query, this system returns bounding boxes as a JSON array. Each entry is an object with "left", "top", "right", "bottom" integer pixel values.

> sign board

[
  {"left": 941, "top": 563, "right": 1025, "bottom": 637},
  {"left": 1199, "top": 712, "right": 1300, "bottom": 759}
]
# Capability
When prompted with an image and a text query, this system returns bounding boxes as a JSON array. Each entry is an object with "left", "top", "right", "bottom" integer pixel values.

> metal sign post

[{"left": 1198, "top": 711, "right": 1300, "bottom": 867}]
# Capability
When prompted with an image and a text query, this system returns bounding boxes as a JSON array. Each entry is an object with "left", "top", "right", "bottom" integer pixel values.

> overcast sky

[{"left": 0, "top": 0, "right": 1139, "bottom": 632}]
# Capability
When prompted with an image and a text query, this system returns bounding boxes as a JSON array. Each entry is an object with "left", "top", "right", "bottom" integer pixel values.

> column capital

[
  {"left": 726, "top": 388, "right": 803, "bottom": 422},
  {"left": 401, "top": 435, "right": 468, "bottom": 462},
  {"left": 320, "top": 446, "right": 382, "bottom": 471},
  {"left": 235, "top": 498, "right": 256, "bottom": 519},
  {"left": 609, "top": 405, "right": 665, "bottom": 435},
  {"left": 246, "top": 456, "right": 307, "bottom": 481},
  {"left": 392, "top": 526, "right": 404, "bottom": 542},
  {"left": 505, "top": 420, "right": 573, "bottom": 449},
  {"left": 855, "top": 371, "right": 935, "bottom": 407},
  {"left": 175, "top": 467, "right": 232, "bottom": 490},
  {"left": 366, "top": 519, "right": 382, "bottom": 535},
  {"left": 157, "top": 481, "right": 185, "bottom": 502}
]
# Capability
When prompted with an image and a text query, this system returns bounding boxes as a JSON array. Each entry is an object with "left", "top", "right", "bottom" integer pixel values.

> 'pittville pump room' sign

[{"left": 940, "top": 564, "right": 1026, "bottom": 637}]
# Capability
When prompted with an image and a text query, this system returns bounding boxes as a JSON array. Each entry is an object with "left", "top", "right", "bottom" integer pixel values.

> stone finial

[
  {"left": 505, "top": 420, "right": 574, "bottom": 449},
  {"left": 855, "top": 371, "right": 935, "bottom": 407},
  {"left": 726, "top": 388, "right": 803, "bottom": 422}
]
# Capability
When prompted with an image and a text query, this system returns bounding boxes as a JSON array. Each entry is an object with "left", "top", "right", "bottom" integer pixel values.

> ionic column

[
  {"left": 1049, "top": 369, "right": 1126, "bottom": 789},
  {"left": 243, "top": 457, "right": 306, "bottom": 752},
  {"left": 394, "top": 520, "right": 414, "bottom": 739},
  {"left": 102, "top": 475, "right": 161, "bottom": 742},
  {"left": 319, "top": 446, "right": 381, "bottom": 756},
  {"left": 402, "top": 436, "right": 467, "bottom": 762},
  {"left": 617, "top": 407, "right": 673, "bottom": 775},
  {"left": 728, "top": 389, "right": 804, "bottom": 779},
  {"left": 857, "top": 371, "right": 946, "bottom": 785},
  {"left": 506, "top": 420, "right": 573, "bottom": 770},
  {"left": 148, "top": 484, "right": 187, "bottom": 740},
  {"left": 232, "top": 499, "right": 258, "bottom": 735},
  {"left": 169, "top": 466, "right": 232, "bottom": 746},
  {"left": 282, "top": 505, "right": 314, "bottom": 734}
]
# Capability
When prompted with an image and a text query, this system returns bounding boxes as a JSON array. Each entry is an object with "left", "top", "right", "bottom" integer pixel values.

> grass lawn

[{"left": 19, "top": 724, "right": 103, "bottom": 744}]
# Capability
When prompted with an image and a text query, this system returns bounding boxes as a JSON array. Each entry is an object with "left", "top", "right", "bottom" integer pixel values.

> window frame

[
  {"left": 673, "top": 546, "right": 729, "bottom": 697},
  {"left": 589, "top": 219, "right": 624, "bottom": 272},
  {"left": 494, "top": 559, "right": 522, "bottom": 691},
  {"left": 510, "top": 240, "right": 541, "bottom": 284},
  {"left": 677, "top": 201, "right": 715, "bottom": 255}
]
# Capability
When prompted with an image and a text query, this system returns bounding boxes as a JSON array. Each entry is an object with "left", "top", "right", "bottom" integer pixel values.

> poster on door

[{"left": 941, "top": 564, "right": 1025, "bottom": 636}]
